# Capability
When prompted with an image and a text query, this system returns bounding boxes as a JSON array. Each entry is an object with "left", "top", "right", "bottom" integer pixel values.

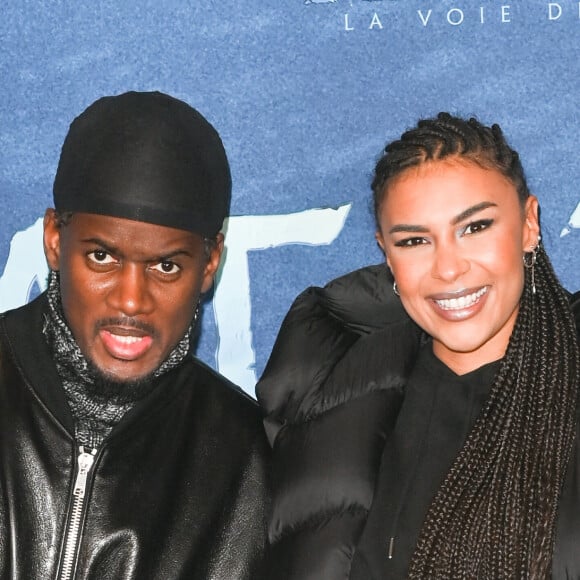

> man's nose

[{"left": 106, "top": 264, "right": 155, "bottom": 317}]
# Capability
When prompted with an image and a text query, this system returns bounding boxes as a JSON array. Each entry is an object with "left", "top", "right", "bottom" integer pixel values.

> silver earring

[
  {"left": 523, "top": 247, "right": 537, "bottom": 295},
  {"left": 393, "top": 281, "right": 400, "bottom": 297},
  {"left": 192, "top": 302, "right": 200, "bottom": 326}
]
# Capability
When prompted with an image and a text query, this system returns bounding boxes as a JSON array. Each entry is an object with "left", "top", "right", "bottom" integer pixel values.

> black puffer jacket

[
  {"left": 0, "top": 294, "right": 270, "bottom": 580},
  {"left": 257, "top": 265, "right": 422, "bottom": 579},
  {"left": 257, "top": 265, "right": 580, "bottom": 580}
]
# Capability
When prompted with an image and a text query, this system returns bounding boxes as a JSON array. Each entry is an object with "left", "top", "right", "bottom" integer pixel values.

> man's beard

[{"left": 82, "top": 355, "right": 160, "bottom": 402}]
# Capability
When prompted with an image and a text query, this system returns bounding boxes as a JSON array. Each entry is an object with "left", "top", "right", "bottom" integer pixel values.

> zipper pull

[
  {"left": 73, "top": 447, "right": 96, "bottom": 498},
  {"left": 388, "top": 536, "right": 395, "bottom": 559}
]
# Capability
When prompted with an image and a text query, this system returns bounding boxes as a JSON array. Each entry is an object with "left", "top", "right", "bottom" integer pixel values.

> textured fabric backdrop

[{"left": 1, "top": 0, "right": 578, "bottom": 394}]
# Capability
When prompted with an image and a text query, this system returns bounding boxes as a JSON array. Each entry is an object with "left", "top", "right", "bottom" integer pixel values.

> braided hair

[{"left": 372, "top": 113, "right": 579, "bottom": 578}]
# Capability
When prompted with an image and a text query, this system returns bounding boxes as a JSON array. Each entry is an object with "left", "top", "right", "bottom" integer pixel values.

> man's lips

[{"left": 98, "top": 328, "right": 154, "bottom": 361}]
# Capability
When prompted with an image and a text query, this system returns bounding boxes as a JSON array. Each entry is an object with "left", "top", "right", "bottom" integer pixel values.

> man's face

[{"left": 43, "top": 210, "right": 223, "bottom": 383}]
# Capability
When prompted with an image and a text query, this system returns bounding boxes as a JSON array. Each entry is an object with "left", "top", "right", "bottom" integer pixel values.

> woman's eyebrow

[
  {"left": 388, "top": 202, "right": 498, "bottom": 234},
  {"left": 388, "top": 223, "right": 429, "bottom": 235},
  {"left": 451, "top": 202, "right": 497, "bottom": 225}
]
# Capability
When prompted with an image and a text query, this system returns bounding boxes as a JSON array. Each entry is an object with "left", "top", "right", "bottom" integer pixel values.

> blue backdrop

[{"left": 1, "top": 0, "right": 579, "bottom": 394}]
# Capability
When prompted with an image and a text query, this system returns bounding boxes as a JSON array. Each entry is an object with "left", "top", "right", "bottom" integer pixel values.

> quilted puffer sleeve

[{"left": 257, "top": 265, "right": 421, "bottom": 579}]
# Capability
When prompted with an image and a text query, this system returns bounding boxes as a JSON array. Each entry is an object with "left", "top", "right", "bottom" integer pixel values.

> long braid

[{"left": 372, "top": 113, "right": 580, "bottom": 578}]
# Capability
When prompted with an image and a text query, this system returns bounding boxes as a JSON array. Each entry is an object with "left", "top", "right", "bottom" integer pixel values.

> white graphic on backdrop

[
  {"left": 560, "top": 202, "right": 580, "bottom": 237},
  {"left": 0, "top": 205, "right": 351, "bottom": 391},
  {"left": 215, "top": 204, "right": 351, "bottom": 390},
  {"left": 0, "top": 217, "right": 47, "bottom": 312}
]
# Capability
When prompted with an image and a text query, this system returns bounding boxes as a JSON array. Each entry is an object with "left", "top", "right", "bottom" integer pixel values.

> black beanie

[{"left": 53, "top": 91, "right": 231, "bottom": 237}]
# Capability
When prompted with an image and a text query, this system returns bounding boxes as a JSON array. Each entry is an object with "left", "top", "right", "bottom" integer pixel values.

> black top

[{"left": 351, "top": 343, "right": 500, "bottom": 579}]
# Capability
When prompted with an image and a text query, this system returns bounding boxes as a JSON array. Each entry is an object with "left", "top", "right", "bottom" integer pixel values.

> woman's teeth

[{"left": 435, "top": 287, "right": 488, "bottom": 310}]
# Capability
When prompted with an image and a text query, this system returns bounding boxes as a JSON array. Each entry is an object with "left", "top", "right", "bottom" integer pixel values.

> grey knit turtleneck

[{"left": 42, "top": 270, "right": 195, "bottom": 450}]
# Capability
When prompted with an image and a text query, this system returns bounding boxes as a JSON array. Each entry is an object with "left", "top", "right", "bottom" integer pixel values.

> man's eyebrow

[
  {"left": 81, "top": 237, "right": 121, "bottom": 256},
  {"left": 155, "top": 249, "right": 195, "bottom": 261},
  {"left": 388, "top": 202, "right": 498, "bottom": 234},
  {"left": 80, "top": 238, "right": 194, "bottom": 261}
]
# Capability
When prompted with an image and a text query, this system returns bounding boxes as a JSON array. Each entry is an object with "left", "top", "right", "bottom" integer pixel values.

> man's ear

[
  {"left": 200, "top": 233, "right": 225, "bottom": 294},
  {"left": 43, "top": 209, "right": 62, "bottom": 271}
]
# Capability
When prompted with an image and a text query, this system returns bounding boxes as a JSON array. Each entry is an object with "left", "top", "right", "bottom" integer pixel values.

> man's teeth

[
  {"left": 111, "top": 335, "right": 144, "bottom": 344},
  {"left": 435, "top": 287, "right": 487, "bottom": 310}
]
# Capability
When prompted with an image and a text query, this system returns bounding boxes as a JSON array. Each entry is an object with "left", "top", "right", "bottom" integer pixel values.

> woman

[{"left": 257, "top": 113, "right": 580, "bottom": 579}]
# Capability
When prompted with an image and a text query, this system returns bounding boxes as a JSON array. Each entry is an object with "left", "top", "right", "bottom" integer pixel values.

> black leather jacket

[{"left": 0, "top": 294, "right": 270, "bottom": 579}]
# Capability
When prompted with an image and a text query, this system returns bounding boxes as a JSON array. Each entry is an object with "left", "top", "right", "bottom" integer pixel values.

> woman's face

[{"left": 376, "top": 159, "right": 539, "bottom": 375}]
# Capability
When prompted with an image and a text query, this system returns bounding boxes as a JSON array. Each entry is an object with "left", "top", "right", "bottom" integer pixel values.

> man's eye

[
  {"left": 88, "top": 250, "right": 115, "bottom": 264},
  {"left": 151, "top": 261, "right": 180, "bottom": 275},
  {"left": 463, "top": 219, "right": 493, "bottom": 235},
  {"left": 394, "top": 237, "right": 427, "bottom": 248}
]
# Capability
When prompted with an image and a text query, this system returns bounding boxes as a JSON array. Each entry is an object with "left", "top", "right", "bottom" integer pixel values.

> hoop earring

[
  {"left": 523, "top": 247, "right": 537, "bottom": 295},
  {"left": 393, "top": 281, "right": 400, "bottom": 297}
]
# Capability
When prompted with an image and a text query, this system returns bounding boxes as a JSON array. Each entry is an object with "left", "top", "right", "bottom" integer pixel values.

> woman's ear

[
  {"left": 376, "top": 230, "right": 392, "bottom": 269},
  {"left": 375, "top": 230, "right": 386, "bottom": 253},
  {"left": 43, "top": 209, "right": 62, "bottom": 271},
  {"left": 523, "top": 196, "right": 540, "bottom": 250}
]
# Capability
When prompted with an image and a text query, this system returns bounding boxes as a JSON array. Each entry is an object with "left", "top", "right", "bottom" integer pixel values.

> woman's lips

[
  {"left": 99, "top": 329, "right": 153, "bottom": 360},
  {"left": 429, "top": 286, "right": 489, "bottom": 321}
]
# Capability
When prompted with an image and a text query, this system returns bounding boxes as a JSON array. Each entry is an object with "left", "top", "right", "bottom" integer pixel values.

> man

[{"left": 0, "top": 91, "right": 269, "bottom": 579}]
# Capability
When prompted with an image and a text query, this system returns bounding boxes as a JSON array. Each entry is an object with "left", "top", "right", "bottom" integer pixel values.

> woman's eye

[
  {"left": 395, "top": 237, "right": 427, "bottom": 248},
  {"left": 463, "top": 219, "right": 493, "bottom": 235},
  {"left": 88, "top": 250, "right": 115, "bottom": 264},
  {"left": 151, "top": 260, "right": 180, "bottom": 275}
]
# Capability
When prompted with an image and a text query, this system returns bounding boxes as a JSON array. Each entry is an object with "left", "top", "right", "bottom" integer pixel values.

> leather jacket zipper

[{"left": 57, "top": 446, "right": 97, "bottom": 580}]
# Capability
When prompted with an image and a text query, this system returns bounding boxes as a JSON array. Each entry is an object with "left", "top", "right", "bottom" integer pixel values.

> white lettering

[
  {"left": 501, "top": 5, "right": 511, "bottom": 22},
  {"left": 345, "top": 4, "right": 551, "bottom": 31},
  {"left": 417, "top": 9, "right": 433, "bottom": 26},
  {"left": 344, "top": 13, "right": 354, "bottom": 31},
  {"left": 369, "top": 13, "right": 383, "bottom": 30},
  {"left": 447, "top": 8, "right": 465, "bottom": 25},
  {"left": 548, "top": 3, "right": 562, "bottom": 20}
]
